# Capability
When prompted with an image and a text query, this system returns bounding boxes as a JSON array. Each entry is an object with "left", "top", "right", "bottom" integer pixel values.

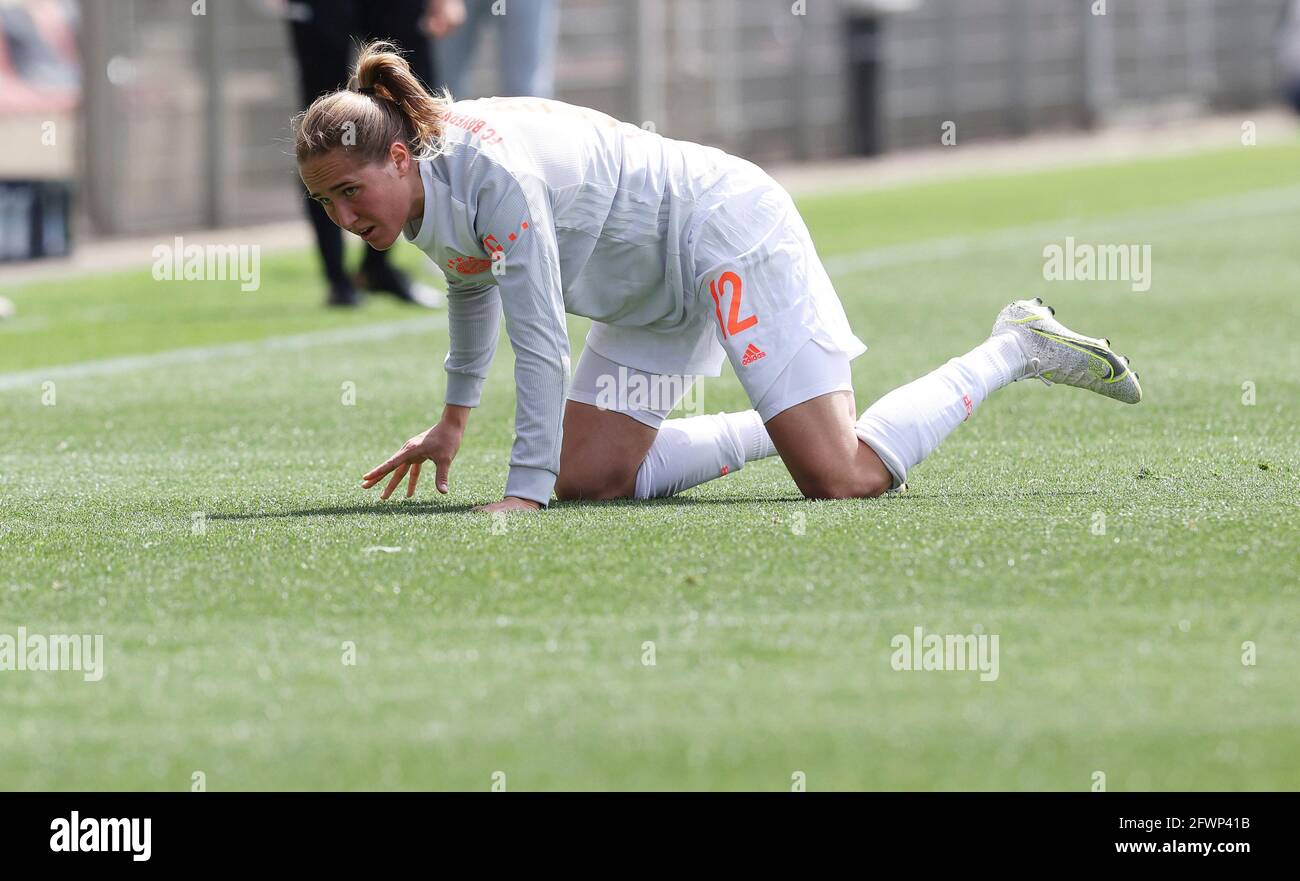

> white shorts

[
  {"left": 568, "top": 336, "right": 852, "bottom": 428},
  {"left": 581, "top": 167, "right": 866, "bottom": 414}
]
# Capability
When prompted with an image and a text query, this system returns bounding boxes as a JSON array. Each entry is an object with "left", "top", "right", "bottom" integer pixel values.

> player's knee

[
  {"left": 861, "top": 468, "right": 892, "bottom": 499},
  {"left": 797, "top": 477, "right": 854, "bottom": 500},
  {"left": 797, "top": 468, "right": 891, "bottom": 501}
]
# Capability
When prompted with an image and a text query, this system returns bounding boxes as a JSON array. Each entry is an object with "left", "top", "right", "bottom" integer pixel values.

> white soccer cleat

[{"left": 992, "top": 297, "right": 1142, "bottom": 404}]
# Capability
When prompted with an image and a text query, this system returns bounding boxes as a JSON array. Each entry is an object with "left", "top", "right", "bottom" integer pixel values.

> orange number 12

[{"left": 709, "top": 271, "right": 758, "bottom": 339}]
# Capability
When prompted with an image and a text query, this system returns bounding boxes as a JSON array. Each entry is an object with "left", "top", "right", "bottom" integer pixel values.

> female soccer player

[{"left": 294, "top": 42, "right": 1142, "bottom": 514}]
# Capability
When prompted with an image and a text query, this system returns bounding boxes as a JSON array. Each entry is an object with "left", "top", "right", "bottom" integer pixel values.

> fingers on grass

[
  {"left": 364, "top": 445, "right": 418, "bottom": 486},
  {"left": 362, "top": 458, "right": 398, "bottom": 485},
  {"left": 406, "top": 462, "right": 421, "bottom": 498},
  {"left": 380, "top": 463, "right": 410, "bottom": 500}
]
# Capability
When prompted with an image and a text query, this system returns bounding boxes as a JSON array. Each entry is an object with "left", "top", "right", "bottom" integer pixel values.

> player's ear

[{"left": 390, "top": 140, "right": 412, "bottom": 174}]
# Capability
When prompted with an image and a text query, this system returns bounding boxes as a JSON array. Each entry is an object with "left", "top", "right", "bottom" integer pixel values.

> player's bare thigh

[
  {"left": 764, "top": 390, "right": 893, "bottom": 500},
  {"left": 555, "top": 400, "right": 657, "bottom": 500}
]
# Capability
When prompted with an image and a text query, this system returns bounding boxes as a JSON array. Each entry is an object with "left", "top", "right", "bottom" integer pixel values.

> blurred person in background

[
  {"left": 287, "top": 0, "right": 465, "bottom": 307},
  {"left": 434, "top": 0, "right": 557, "bottom": 99},
  {"left": 0, "top": 0, "right": 79, "bottom": 113},
  {"left": 0, "top": 0, "right": 78, "bottom": 264}
]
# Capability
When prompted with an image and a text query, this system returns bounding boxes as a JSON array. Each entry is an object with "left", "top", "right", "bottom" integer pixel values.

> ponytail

[{"left": 292, "top": 40, "right": 449, "bottom": 166}]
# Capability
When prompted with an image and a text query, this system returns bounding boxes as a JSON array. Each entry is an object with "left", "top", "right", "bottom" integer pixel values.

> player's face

[{"left": 299, "top": 145, "right": 417, "bottom": 250}]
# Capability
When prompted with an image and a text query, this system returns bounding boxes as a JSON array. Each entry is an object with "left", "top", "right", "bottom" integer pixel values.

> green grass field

[{"left": 2, "top": 141, "right": 1298, "bottom": 791}]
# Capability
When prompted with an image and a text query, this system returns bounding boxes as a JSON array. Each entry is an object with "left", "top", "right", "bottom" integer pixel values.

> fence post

[
  {"left": 631, "top": 0, "right": 665, "bottom": 134},
  {"left": 199, "top": 0, "right": 226, "bottom": 229},
  {"left": 1186, "top": 0, "right": 1218, "bottom": 106},
  {"left": 1082, "top": 0, "right": 1116, "bottom": 127},
  {"left": 713, "top": 0, "right": 741, "bottom": 153},
  {"left": 79, "top": 0, "right": 125, "bottom": 235},
  {"left": 1007, "top": 0, "right": 1030, "bottom": 136}
]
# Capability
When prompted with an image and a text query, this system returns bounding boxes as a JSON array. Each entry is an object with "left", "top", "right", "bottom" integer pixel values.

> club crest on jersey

[{"left": 446, "top": 255, "right": 493, "bottom": 275}]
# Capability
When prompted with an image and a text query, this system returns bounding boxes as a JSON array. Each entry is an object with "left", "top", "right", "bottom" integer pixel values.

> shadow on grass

[
  {"left": 206, "top": 487, "right": 1095, "bottom": 521},
  {"left": 208, "top": 501, "right": 479, "bottom": 520},
  {"left": 207, "top": 494, "right": 814, "bottom": 521}
]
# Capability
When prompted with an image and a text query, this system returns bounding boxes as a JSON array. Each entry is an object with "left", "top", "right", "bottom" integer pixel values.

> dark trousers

[{"left": 289, "top": 0, "right": 434, "bottom": 290}]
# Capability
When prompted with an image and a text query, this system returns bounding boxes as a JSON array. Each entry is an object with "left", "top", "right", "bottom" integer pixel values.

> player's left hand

[{"left": 472, "top": 497, "right": 543, "bottom": 514}]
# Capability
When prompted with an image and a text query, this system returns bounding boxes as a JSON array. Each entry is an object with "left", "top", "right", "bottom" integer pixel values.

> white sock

[
  {"left": 633, "top": 410, "right": 776, "bottom": 499},
  {"left": 854, "top": 333, "right": 1025, "bottom": 489}
]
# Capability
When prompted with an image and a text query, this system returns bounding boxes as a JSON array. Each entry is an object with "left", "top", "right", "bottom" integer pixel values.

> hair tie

[{"left": 357, "top": 86, "right": 375, "bottom": 95}]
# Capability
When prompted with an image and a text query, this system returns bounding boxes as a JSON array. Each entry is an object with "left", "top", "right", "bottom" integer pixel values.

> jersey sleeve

[
  {"left": 476, "top": 174, "right": 570, "bottom": 507},
  {"left": 442, "top": 280, "right": 501, "bottom": 408}
]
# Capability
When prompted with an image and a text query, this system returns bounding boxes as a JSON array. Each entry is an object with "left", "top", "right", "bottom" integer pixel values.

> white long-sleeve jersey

[{"left": 402, "top": 97, "right": 774, "bottom": 505}]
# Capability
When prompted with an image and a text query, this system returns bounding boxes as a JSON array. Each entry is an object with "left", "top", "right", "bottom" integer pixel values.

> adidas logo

[{"left": 741, "top": 343, "right": 766, "bottom": 365}]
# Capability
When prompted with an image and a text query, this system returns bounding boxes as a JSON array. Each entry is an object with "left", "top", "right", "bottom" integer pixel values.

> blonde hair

[{"left": 292, "top": 40, "right": 450, "bottom": 165}]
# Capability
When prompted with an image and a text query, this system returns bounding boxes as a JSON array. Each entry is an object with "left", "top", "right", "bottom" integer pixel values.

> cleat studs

[
  {"left": 1102, "top": 338, "right": 1111, "bottom": 347},
  {"left": 1047, "top": 305, "right": 1055, "bottom": 315},
  {"left": 1032, "top": 297, "right": 1043, "bottom": 305}
]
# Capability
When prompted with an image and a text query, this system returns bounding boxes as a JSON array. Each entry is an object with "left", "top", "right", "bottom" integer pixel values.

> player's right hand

[{"left": 361, "top": 420, "right": 463, "bottom": 500}]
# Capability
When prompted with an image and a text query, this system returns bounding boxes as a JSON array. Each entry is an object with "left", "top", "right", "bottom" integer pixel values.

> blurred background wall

[{"left": 8, "top": 0, "right": 1293, "bottom": 240}]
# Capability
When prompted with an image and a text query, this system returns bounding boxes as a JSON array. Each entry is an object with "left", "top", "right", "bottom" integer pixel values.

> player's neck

[{"left": 406, "top": 164, "right": 425, "bottom": 224}]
